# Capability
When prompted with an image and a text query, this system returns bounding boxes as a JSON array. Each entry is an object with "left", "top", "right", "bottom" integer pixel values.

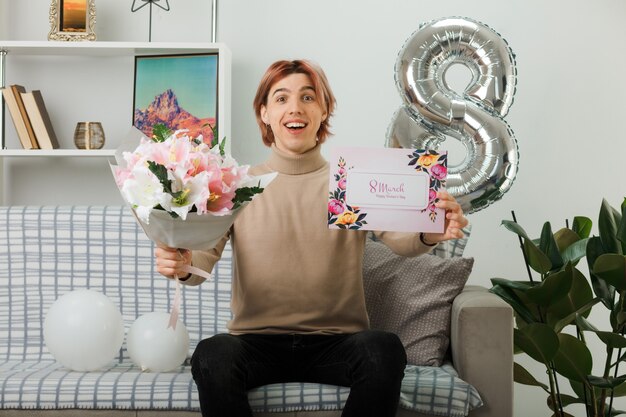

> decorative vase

[{"left": 74, "top": 122, "right": 105, "bottom": 150}]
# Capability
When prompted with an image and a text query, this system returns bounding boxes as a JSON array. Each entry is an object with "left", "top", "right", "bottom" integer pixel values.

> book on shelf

[
  {"left": 1, "top": 85, "right": 39, "bottom": 149},
  {"left": 10, "top": 85, "right": 39, "bottom": 149},
  {"left": 20, "top": 90, "right": 60, "bottom": 150}
]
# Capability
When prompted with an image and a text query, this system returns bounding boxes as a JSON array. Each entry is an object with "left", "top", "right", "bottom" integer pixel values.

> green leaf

[
  {"left": 552, "top": 333, "right": 593, "bottom": 382},
  {"left": 151, "top": 123, "right": 171, "bottom": 142},
  {"left": 578, "top": 311, "right": 626, "bottom": 347},
  {"left": 554, "top": 227, "right": 583, "bottom": 252},
  {"left": 546, "top": 267, "right": 594, "bottom": 329},
  {"left": 514, "top": 323, "right": 560, "bottom": 364},
  {"left": 575, "top": 313, "right": 599, "bottom": 332},
  {"left": 570, "top": 380, "right": 602, "bottom": 404},
  {"left": 219, "top": 137, "right": 227, "bottom": 157},
  {"left": 147, "top": 161, "right": 172, "bottom": 193},
  {"left": 613, "top": 381, "right": 626, "bottom": 397},
  {"left": 547, "top": 393, "right": 584, "bottom": 412},
  {"left": 540, "top": 222, "right": 564, "bottom": 271},
  {"left": 587, "top": 236, "right": 616, "bottom": 309},
  {"left": 526, "top": 263, "right": 573, "bottom": 306},
  {"left": 573, "top": 216, "right": 593, "bottom": 239},
  {"left": 204, "top": 121, "right": 227, "bottom": 157},
  {"left": 524, "top": 238, "right": 553, "bottom": 274},
  {"left": 553, "top": 394, "right": 583, "bottom": 408},
  {"left": 599, "top": 198, "right": 622, "bottom": 255},
  {"left": 232, "top": 184, "right": 264, "bottom": 210},
  {"left": 620, "top": 198, "right": 626, "bottom": 254},
  {"left": 567, "top": 381, "right": 626, "bottom": 414},
  {"left": 490, "top": 278, "right": 533, "bottom": 291},
  {"left": 574, "top": 315, "right": 626, "bottom": 348},
  {"left": 618, "top": 311, "right": 626, "bottom": 326},
  {"left": 587, "top": 375, "right": 626, "bottom": 389},
  {"left": 514, "top": 362, "right": 548, "bottom": 390},
  {"left": 489, "top": 284, "right": 538, "bottom": 324},
  {"left": 553, "top": 297, "right": 601, "bottom": 333},
  {"left": 502, "top": 219, "right": 531, "bottom": 240},
  {"left": 207, "top": 122, "right": 219, "bottom": 149},
  {"left": 593, "top": 254, "right": 626, "bottom": 291},
  {"left": 501, "top": 220, "right": 552, "bottom": 273},
  {"left": 598, "top": 331, "right": 626, "bottom": 348},
  {"left": 561, "top": 238, "right": 589, "bottom": 266}
]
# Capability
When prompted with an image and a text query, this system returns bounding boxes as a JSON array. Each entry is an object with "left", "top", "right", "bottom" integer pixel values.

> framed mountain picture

[{"left": 132, "top": 53, "right": 219, "bottom": 143}]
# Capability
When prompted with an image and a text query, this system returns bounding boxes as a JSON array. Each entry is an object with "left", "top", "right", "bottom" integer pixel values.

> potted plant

[{"left": 490, "top": 198, "right": 626, "bottom": 416}]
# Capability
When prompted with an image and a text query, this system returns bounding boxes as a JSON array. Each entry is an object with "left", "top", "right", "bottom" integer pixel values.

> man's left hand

[{"left": 422, "top": 190, "right": 469, "bottom": 245}]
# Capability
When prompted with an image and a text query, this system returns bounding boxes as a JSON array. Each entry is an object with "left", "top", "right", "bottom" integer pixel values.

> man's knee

[
  {"left": 353, "top": 331, "right": 407, "bottom": 376},
  {"left": 191, "top": 333, "right": 245, "bottom": 382}
]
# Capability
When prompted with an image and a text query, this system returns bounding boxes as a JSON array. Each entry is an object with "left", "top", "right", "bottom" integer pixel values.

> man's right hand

[{"left": 155, "top": 246, "right": 192, "bottom": 280}]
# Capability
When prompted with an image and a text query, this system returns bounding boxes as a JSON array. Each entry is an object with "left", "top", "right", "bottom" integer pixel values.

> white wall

[
  {"left": 2, "top": 1, "right": 626, "bottom": 415},
  {"left": 0, "top": 1, "right": 7, "bottom": 39}
]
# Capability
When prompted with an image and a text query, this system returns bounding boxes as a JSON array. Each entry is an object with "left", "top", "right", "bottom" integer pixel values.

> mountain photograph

[
  {"left": 133, "top": 54, "right": 218, "bottom": 143},
  {"left": 133, "top": 89, "right": 216, "bottom": 142}
]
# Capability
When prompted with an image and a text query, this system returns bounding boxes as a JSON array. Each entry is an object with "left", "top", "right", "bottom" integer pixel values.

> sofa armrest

[{"left": 450, "top": 285, "right": 513, "bottom": 417}]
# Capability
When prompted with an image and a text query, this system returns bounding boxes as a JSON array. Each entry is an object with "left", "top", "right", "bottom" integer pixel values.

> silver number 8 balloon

[{"left": 387, "top": 17, "right": 519, "bottom": 214}]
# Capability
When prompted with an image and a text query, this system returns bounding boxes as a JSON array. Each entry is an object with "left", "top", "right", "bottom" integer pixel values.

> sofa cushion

[
  {"left": 363, "top": 240, "right": 474, "bottom": 366},
  {"left": 0, "top": 360, "right": 481, "bottom": 416}
]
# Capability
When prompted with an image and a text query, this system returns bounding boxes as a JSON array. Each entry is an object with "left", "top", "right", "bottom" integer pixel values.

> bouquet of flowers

[
  {"left": 111, "top": 124, "right": 276, "bottom": 251},
  {"left": 110, "top": 124, "right": 275, "bottom": 329}
]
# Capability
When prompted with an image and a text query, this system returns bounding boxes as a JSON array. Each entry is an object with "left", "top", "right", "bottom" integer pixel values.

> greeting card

[{"left": 328, "top": 147, "right": 447, "bottom": 233}]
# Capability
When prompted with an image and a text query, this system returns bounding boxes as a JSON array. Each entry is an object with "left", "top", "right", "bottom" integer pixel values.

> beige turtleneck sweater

[{"left": 187, "top": 143, "right": 433, "bottom": 335}]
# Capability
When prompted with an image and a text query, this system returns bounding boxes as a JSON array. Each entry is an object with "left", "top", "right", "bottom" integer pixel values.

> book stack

[{"left": 1, "top": 85, "right": 60, "bottom": 150}]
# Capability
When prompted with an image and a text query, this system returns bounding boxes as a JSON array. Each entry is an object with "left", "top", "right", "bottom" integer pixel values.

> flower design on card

[
  {"left": 328, "top": 156, "right": 368, "bottom": 230},
  {"left": 408, "top": 150, "right": 447, "bottom": 222}
]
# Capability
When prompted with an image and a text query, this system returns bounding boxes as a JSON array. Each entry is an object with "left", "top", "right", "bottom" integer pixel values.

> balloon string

[
  {"left": 167, "top": 265, "right": 212, "bottom": 330},
  {"left": 182, "top": 264, "right": 213, "bottom": 281},
  {"left": 168, "top": 276, "right": 181, "bottom": 330}
]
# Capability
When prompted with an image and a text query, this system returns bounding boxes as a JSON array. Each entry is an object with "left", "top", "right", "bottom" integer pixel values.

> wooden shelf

[
  {"left": 0, "top": 40, "right": 227, "bottom": 57},
  {"left": 0, "top": 149, "right": 115, "bottom": 157}
]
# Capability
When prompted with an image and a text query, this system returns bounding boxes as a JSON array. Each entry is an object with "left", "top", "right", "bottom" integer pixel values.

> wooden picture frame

[
  {"left": 133, "top": 53, "right": 220, "bottom": 141},
  {"left": 48, "top": 0, "right": 96, "bottom": 41}
]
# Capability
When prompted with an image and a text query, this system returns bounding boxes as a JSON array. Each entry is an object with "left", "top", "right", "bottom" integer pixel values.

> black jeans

[{"left": 190, "top": 330, "right": 407, "bottom": 417}]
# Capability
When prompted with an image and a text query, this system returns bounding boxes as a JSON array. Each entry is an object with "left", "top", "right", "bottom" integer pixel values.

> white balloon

[
  {"left": 43, "top": 289, "right": 125, "bottom": 371},
  {"left": 127, "top": 312, "right": 190, "bottom": 372}
]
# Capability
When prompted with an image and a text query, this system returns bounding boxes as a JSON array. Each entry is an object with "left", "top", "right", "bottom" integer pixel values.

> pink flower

[
  {"left": 328, "top": 199, "right": 345, "bottom": 215},
  {"left": 205, "top": 169, "right": 235, "bottom": 213},
  {"left": 430, "top": 164, "right": 447, "bottom": 180},
  {"left": 221, "top": 163, "right": 249, "bottom": 190},
  {"left": 338, "top": 167, "right": 345, "bottom": 175},
  {"left": 338, "top": 178, "right": 347, "bottom": 190},
  {"left": 428, "top": 189, "right": 437, "bottom": 203},
  {"left": 114, "top": 166, "right": 132, "bottom": 188}
]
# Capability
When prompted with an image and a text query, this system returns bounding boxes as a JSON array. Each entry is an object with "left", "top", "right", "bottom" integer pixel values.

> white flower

[
  {"left": 160, "top": 171, "right": 211, "bottom": 220},
  {"left": 121, "top": 165, "right": 167, "bottom": 223}
]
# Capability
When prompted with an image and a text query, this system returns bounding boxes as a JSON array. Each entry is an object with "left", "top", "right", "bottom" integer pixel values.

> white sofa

[{"left": 0, "top": 206, "right": 513, "bottom": 417}]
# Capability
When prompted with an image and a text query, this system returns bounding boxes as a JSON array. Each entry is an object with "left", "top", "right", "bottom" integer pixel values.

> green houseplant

[{"left": 490, "top": 198, "right": 626, "bottom": 417}]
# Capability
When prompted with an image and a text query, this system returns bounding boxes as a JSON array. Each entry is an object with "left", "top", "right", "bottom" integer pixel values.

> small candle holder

[
  {"left": 131, "top": 0, "right": 171, "bottom": 42},
  {"left": 74, "top": 122, "right": 105, "bottom": 150}
]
